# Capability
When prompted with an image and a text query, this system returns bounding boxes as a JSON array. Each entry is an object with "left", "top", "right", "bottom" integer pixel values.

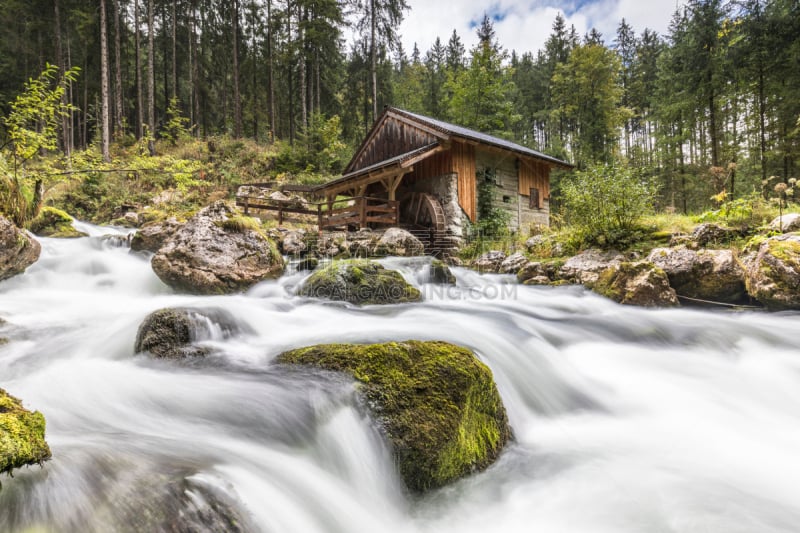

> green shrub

[{"left": 561, "top": 162, "right": 657, "bottom": 247}]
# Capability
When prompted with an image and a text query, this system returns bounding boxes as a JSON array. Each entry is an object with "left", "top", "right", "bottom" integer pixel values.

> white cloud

[{"left": 394, "top": 0, "right": 687, "bottom": 57}]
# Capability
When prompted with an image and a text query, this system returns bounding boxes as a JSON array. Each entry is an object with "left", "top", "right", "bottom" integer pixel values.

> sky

[{"left": 395, "top": 0, "right": 688, "bottom": 57}]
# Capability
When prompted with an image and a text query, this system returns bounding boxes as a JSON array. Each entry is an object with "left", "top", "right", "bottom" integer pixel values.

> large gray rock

[
  {"left": 471, "top": 251, "right": 506, "bottom": 273},
  {"left": 588, "top": 262, "right": 679, "bottom": 307},
  {"left": 745, "top": 233, "right": 800, "bottom": 309},
  {"left": 373, "top": 228, "right": 424, "bottom": 257},
  {"left": 499, "top": 252, "right": 528, "bottom": 274},
  {"left": 558, "top": 249, "right": 625, "bottom": 284},
  {"left": 647, "top": 246, "right": 746, "bottom": 303},
  {"left": 0, "top": 216, "right": 40, "bottom": 282},
  {"left": 689, "top": 223, "right": 738, "bottom": 246},
  {"left": 130, "top": 217, "right": 183, "bottom": 253},
  {"left": 517, "top": 261, "right": 548, "bottom": 284},
  {"left": 768, "top": 213, "right": 800, "bottom": 233},
  {"left": 134, "top": 307, "right": 245, "bottom": 359},
  {"left": 151, "top": 202, "right": 284, "bottom": 294},
  {"left": 298, "top": 260, "right": 421, "bottom": 305},
  {"left": 281, "top": 230, "right": 307, "bottom": 256}
]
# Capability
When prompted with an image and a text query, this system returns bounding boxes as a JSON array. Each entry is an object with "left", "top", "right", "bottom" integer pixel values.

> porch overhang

[{"left": 314, "top": 143, "right": 445, "bottom": 199}]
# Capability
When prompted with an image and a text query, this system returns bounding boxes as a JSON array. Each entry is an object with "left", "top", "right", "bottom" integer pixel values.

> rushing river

[{"left": 2, "top": 223, "right": 800, "bottom": 532}]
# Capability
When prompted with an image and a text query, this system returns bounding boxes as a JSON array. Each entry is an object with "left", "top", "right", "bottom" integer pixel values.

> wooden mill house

[{"left": 238, "top": 107, "right": 572, "bottom": 251}]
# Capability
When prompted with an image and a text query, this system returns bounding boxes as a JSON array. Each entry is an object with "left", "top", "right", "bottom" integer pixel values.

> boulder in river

[
  {"left": 1, "top": 388, "right": 52, "bottom": 479},
  {"left": 277, "top": 340, "right": 511, "bottom": 493},
  {"left": 27, "top": 207, "right": 87, "bottom": 238},
  {"left": 134, "top": 307, "right": 246, "bottom": 359},
  {"left": 298, "top": 260, "right": 421, "bottom": 305},
  {"left": 499, "top": 252, "right": 528, "bottom": 274},
  {"left": 558, "top": 248, "right": 625, "bottom": 284},
  {"left": 471, "top": 251, "right": 506, "bottom": 273},
  {"left": 130, "top": 217, "right": 183, "bottom": 253},
  {"left": 647, "top": 246, "right": 746, "bottom": 304},
  {"left": 151, "top": 202, "right": 284, "bottom": 294},
  {"left": 745, "top": 233, "right": 800, "bottom": 310},
  {"left": 373, "top": 228, "right": 425, "bottom": 257},
  {"left": 0, "top": 216, "right": 40, "bottom": 282},
  {"left": 429, "top": 259, "right": 456, "bottom": 285},
  {"left": 587, "top": 262, "right": 679, "bottom": 307}
]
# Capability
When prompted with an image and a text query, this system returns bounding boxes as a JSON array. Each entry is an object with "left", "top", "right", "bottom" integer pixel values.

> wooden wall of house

[
  {"left": 451, "top": 142, "right": 476, "bottom": 221},
  {"left": 407, "top": 150, "right": 453, "bottom": 182},
  {"left": 349, "top": 116, "right": 441, "bottom": 172},
  {"left": 519, "top": 159, "right": 550, "bottom": 206}
]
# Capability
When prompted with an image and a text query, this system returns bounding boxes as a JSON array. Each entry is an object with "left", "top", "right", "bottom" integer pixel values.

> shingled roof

[{"left": 387, "top": 107, "right": 572, "bottom": 169}]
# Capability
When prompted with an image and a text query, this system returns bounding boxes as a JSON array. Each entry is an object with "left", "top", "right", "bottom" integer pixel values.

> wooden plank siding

[
  {"left": 348, "top": 116, "right": 442, "bottom": 172},
  {"left": 451, "top": 142, "right": 477, "bottom": 221},
  {"left": 518, "top": 159, "right": 550, "bottom": 208}
]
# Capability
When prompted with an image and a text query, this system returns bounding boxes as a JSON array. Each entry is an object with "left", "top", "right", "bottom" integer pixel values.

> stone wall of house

[{"left": 475, "top": 149, "right": 550, "bottom": 233}]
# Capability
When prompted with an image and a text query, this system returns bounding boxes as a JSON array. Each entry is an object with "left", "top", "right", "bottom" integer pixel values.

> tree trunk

[
  {"left": 250, "top": 1, "right": 258, "bottom": 141},
  {"left": 758, "top": 66, "right": 767, "bottom": 182},
  {"left": 287, "top": 0, "right": 294, "bottom": 143},
  {"left": 54, "top": 0, "right": 71, "bottom": 157},
  {"left": 172, "top": 0, "right": 178, "bottom": 100},
  {"left": 189, "top": 0, "right": 197, "bottom": 135},
  {"left": 232, "top": 0, "right": 242, "bottom": 138},
  {"left": 147, "top": 0, "right": 156, "bottom": 155},
  {"left": 135, "top": 0, "right": 143, "bottom": 139},
  {"left": 267, "top": 0, "right": 275, "bottom": 140},
  {"left": 299, "top": 5, "right": 307, "bottom": 132},
  {"left": 370, "top": 0, "right": 377, "bottom": 121},
  {"left": 100, "top": 0, "right": 111, "bottom": 162},
  {"left": 113, "top": 0, "right": 124, "bottom": 136}
]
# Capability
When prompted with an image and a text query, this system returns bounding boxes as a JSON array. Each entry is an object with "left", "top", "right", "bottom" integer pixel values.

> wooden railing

[{"left": 236, "top": 194, "right": 398, "bottom": 230}]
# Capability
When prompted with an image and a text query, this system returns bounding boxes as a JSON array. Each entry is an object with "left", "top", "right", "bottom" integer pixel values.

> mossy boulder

[
  {"left": 151, "top": 202, "right": 284, "bottom": 294},
  {"left": 745, "top": 234, "right": 800, "bottom": 309},
  {"left": 134, "top": 307, "right": 245, "bottom": 359},
  {"left": 429, "top": 259, "right": 456, "bottom": 285},
  {"left": 647, "top": 246, "right": 746, "bottom": 304},
  {"left": 298, "top": 260, "right": 421, "bottom": 305},
  {"left": 277, "top": 341, "right": 511, "bottom": 493},
  {"left": 588, "top": 261, "right": 679, "bottom": 307},
  {"left": 27, "top": 207, "right": 87, "bottom": 238},
  {"left": 0, "top": 216, "right": 41, "bottom": 282},
  {"left": 1, "top": 388, "right": 51, "bottom": 479}
]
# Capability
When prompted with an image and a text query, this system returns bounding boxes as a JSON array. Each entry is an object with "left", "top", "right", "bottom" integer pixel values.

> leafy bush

[{"left": 561, "top": 162, "right": 657, "bottom": 247}]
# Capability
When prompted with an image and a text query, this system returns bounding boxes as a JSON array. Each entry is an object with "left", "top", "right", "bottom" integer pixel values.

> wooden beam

[
  {"left": 400, "top": 143, "right": 446, "bottom": 169},
  {"left": 386, "top": 110, "right": 450, "bottom": 141},
  {"left": 318, "top": 164, "right": 408, "bottom": 197}
]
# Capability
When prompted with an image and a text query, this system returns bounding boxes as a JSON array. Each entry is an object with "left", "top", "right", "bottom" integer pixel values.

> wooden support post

[
  {"left": 317, "top": 204, "right": 322, "bottom": 230},
  {"left": 243, "top": 198, "right": 249, "bottom": 214},
  {"left": 359, "top": 197, "right": 366, "bottom": 229}
]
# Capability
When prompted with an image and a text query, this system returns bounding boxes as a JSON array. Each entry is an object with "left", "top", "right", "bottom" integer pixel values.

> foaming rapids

[{"left": 2, "top": 225, "right": 800, "bottom": 532}]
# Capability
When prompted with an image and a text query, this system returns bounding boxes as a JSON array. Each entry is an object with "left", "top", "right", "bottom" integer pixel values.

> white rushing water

[{"left": 2, "top": 224, "right": 800, "bottom": 532}]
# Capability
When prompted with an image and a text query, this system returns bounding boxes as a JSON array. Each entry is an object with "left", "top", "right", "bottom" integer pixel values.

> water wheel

[
  {"left": 406, "top": 193, "right": 446, "bottom": 233},
  {"left": 403, "top": 193, "right": 447, "bottom": 255}
]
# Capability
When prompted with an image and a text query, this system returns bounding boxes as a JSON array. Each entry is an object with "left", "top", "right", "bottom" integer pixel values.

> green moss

[
  {"left": 277, "top": 341, "right": 510, "bottom": 493},
  {"left": 214, "top": 215, "right": 263, "bottom": 234},
  {"left": 0, "top": 389, "right": 52, "bottom": 479},
  {"left": 0, "top": 338, "right": 8, "bottom": 346},
  {"left": 767, "top": 238, "right": 800, "bottom": 269},
  {"left": 27, "top": 207, "right": 87, "bottom": 238},
  {"left": 298, "top": 260, "right": 421, "bottom": 305}
]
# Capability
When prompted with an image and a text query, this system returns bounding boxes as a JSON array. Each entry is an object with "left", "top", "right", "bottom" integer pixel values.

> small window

[
  {"left": 529, "top": 188, "right": 540, "bottom": 209},
  {"left": 502, "top": 195, "right": 511, "bottom": 203}
]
